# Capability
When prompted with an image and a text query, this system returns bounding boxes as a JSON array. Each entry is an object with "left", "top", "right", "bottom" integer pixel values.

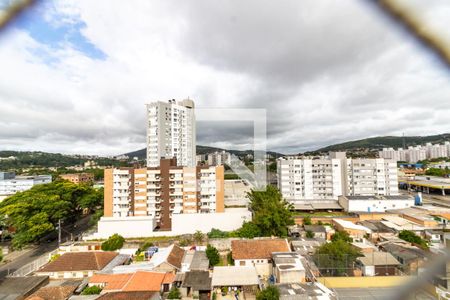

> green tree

[
  {"left": 256, "top": 285, "right": 280, "bottom": 300},
  {"left": 331, "top": 231, "right": 353, "bottom": 243},
  {"left": 167, "top": 286, "right": 181, "bottom": 299},
  {"left": 305, "top": 230, "right": 315, "bottom": 238},
  {"left": 206, "top": 244, "right": 220, "bottom": 266},
  {"left": 314, "top": 239, "right": 362, "bottom": 276},
  {"left": 247, "top": 185, "right": 294, "bottom": 237},
  {"left": 207, "top": 228, "right": 229, "bottom": 239},
  {"left": 82, "top": 286, "right": 102, "bottom": 295},
  {"left": 0, "top": 248, "right": 3, "bottom": 262},
  {"left": 101, "top": 234, "right": 125, "bottom": 251},
  {"left": 193, "top": 230, "right": 205, "bottom": 245},
  {"left": 399, "top": 230, "right": 428, "bottom": 248},
  {"left": 237, "top": 221, "right": 261, "bottom": 238},
  {"left": 303, "top": 216, "right": 312, "bottom": 225}
]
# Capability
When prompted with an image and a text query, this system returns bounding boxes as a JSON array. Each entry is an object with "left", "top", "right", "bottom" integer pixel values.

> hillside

[
  {"left": 317, "top": 133, "right": 450, "bottom": 152},
  {"left": 124, "top": 146, "right": 284, "bottom": 160}
]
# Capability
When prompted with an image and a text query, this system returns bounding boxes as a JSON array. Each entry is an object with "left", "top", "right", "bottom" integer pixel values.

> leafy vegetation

[
  {"left": 167, "top": 286, "right": 182, "bottom": 299},
  {"left": 399, "top": 230, "right": 428, "bottom": 248},
  {"left": 224, "top": 173, "right": 241, "bottom": 180},
  {"left": 314, "top": 239, "right": 362, "bottom": 276},
  {"left": 303, "top": 216, "right": 312, "bottom": 225},
  {"left": 306, "top": 230, "right": 315, "bottom": 238},
  {"left": 81, "top": 286, "right": 102, "bottom": 295},
  {"left": 206, "top": 244, "right": 220, "bottom": 266},
  {"left": 101, "top": 234, "right": 125, "bottom": 251},
  {"left": 425, "top": 167, "right": 450, "bottom": 177},
  {"left": 0, "top": 180, "right": 103, "bottom": 248},
  {"left": 256, "top": 285, "right": 280, "bottom": 300},
  {"left": 235, "top": 221, "right": 261, "bottom": 238},
  {"left": 331, "top": 231, "right": 353, "bottom": 243},
  {"left": 207, "top": 228, "right": 229, "bottom": 239},
  {"left": 193, "top": 230, "right": 205, "bottom": 244},
  {"left": 248, "top": 185, "right": 294, "bottom": 237}
]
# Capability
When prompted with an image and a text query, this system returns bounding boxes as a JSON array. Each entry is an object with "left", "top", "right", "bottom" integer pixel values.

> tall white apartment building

[
  {"left": 146, "top": 99, "right": 196, "bottom": 167},
  {"left": 379, "top": 141, "right": 450, "bottom": 163},
  {"left": 0, "top": 172, "right": 52, "bottom": 201},
  {"left": 277, "top": 152, "right": 398, "bottom": 204},
  {"left": 207, "top": 151, "right": 231, "bottom": 166}
]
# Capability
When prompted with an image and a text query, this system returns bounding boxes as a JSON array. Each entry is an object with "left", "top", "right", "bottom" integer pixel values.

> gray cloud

[{"left": 0, "top": 0, "right": 449, "bottom": 155}]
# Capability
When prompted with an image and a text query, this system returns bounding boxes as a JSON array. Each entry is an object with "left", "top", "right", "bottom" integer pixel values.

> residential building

[
  {"left": 206, "top": 151, "right": 231, "bottom": 166},
  {"left": 147, "top": 244, "right": 185, "bottom": 273},
  {"left": 332, "top": 219, "right": 371, "bottom": 239},
  {"left": 181, "top": 250, "right": 209, "bottom": 272},
  {"left": 0, "top": 172, "right": 51, "bottom": 201},
  {"left": 379, "top": 242, "right": 429, "bottom": 274},
  {"left": 356, "top": 252, "right": 400, "bottom": 276},
  {"left": 291, "top": 239, "right": 326, "bottom": 256},
  {"left": 277, "top": 152, "right": 399, "bottom": 204},
  {"left": 379, "top": 142, "right": 450, "bottom": 163},
  {"left": 211, "top": 266, "right": 260, "bottom": 296},
  {"left": 146, "top": 99, "right": 196, "bottom": 167},
  {"left": 89, "top": 271, "right": 174, "bottom": 293},
  {"left": 0, "top": 276, "right": 49, "bottom": 300},
  {"left": 60, "top": 173, "right": 94, "bottom": 184},
  {"left": 180, "top": 270, "right": 212, "bottom": 299},
  {"left": 35, "top": 252, "right": 119, "bottom": 279},
  {"left": 338, "top": 195, "right": 415, "bottom": 213},
  {"left": 103, "top": 158, "right": 224, "bottom": 231},
  {"left": 96, "top": 291, "right": 160, "bottom": 300},
  {"left": 26, "top": 285, "right": 77, "bottom": 300},
  {"left": 231, "top": 239, "right": 290, "bottom": 276},
  {"left": 272, "top": 252, "right": 305, "bottom": 283},
  {"left": 277, "top": 282, "right": 336, "bottom": 300}
]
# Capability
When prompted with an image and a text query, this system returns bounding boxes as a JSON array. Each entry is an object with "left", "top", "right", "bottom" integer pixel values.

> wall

[
  {"left": 88, "top": 209, "right": 251, "bottom": 239},
  {"left": 317, "top": 275, "right": 414, "bottom": 288},
  {"left": 347, "top": 199, "right": 415, "bottom": 213}
]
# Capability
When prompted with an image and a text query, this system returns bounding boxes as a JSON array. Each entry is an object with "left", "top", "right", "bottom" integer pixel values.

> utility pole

[{"left": 58, "top": 219, "right": 61, "bottom": 245}]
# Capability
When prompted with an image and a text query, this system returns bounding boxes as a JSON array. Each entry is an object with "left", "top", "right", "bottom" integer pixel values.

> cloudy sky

[{"left": 0, "top": 0, "right": 449, "bottom": 155}]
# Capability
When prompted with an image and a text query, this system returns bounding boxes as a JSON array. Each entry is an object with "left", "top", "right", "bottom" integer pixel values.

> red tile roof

[
  {"left": 38, "top": 252, "right": 118, "bottom": 272},
  {"left": 96, "top": 291, "right": 158, "bottom": 300},
  {"left": 166, "top": 245, "right": 185, "bottom": 269},
  {"left": 25, "top": 286, "right": 77, "bottom": 300},
  {"left": 231, "top": 239, "right": 290, "bottom": 260},
  {"left": 89, "top": 271, "right": 175, "bottom": 292}
]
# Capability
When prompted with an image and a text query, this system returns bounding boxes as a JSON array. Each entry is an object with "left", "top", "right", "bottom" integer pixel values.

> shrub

[
  {"left": 167, "top": 286, "right": 181, "bottom": 299},
  {"left": 305, "top": 230, "right": 315, "bottom": 238},
  {"left": 101, "top": 234, "right": 125, "bottom": 251},
  {"left": 82, "top": 286, "right": 102, "bottom": 295},
  {"left": 256, "top": 285, "right": 280, "bottom": 300},
  {"left": 206, "top": 244, "right": 220, "bottom": 266}
]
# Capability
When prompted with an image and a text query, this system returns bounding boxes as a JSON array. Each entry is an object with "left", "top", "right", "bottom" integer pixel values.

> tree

[
  {"left": 0, "top": 180, "right": 103, "bottom": 248},
  {"left": 207, "top": 228, "right": 229, "bottom": 239},
  {"left": 237, "top": 221, "right": 261, "bottom": 239},
  {"left": 206, "top": 244, "right": 220, "bottom": 266},
  {"left": 303, "top": 216, "right": 312, "bottom": 225},
  {"left": 314, "top": 239, "right": 362, "bottom": 276},
  {"left": 331, "top": 231, "right": 353, "bottom": 243},
  {"left": 247, "top": 185, "right": 294, "bottom": 237},
  {"left": 101, "top": 234, "right": 125, "bottom": 251},
  {"left": 82, "top": 286, "right": 102, "bottom": 295},
  {"left": 306, "top": 230, "right": 315, "bottom": 238},
  {"left": 399, "top": 230, "right": 428, "bottom": 248},
  {"left": 167, "top": 286, "right": 181, "bottom": 299},
  {"left": 193, "top": 230, "right": 205, "bottom": 244},
  {"left": 256, "top": 285, "right": 280, "bottom": 300}
]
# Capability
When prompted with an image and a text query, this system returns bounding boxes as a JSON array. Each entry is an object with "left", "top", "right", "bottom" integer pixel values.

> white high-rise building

[
  {"left": 379, "top": 141, "right": 450, "bottom": 163},
  {"left": 277, "top": 152, "right": 398, "bottom": 204},
  {"left": 146, "top": 99, "right": 196, "bottom": 167}
]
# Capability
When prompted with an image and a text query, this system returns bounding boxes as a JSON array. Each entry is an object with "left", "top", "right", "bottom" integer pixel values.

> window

[{"left": 240, "top": 261, "right": 245, "bottom": 266}]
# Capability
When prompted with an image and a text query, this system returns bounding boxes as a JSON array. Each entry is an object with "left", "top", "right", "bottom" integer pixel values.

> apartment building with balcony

[
  {"left": 103, "top": 158, "right": 224, "bottom": 231},
  {"left": 146, "top": 99, "right": 196, "bottom": 168},
  {"left": 277, "top": 152, "right": 398, "bottom": 205},
  {"left": 379, "top": 141, "right": 450, "bottom": 163}
]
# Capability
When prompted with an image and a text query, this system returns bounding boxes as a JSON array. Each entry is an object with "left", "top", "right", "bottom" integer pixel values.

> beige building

[
  {"left": 103, "top": 158, "right": 224, "bottom": 231},
  {"left": 60, "top": 173, "right": 94, "bottom": 184}
]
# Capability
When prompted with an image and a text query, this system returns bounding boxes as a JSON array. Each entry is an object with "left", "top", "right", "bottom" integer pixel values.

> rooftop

[
  {"left": 0, "top": 276, "right": 49, "bottom": 300},
  {"left": 333, "top": 219, "right": 372, "bottom": 233},
  {"left": 95, "top": 291, "right": 159, "bottom": 300},
  {"left": 232, "top": 239, "right": 290, "bottom": 260},
  {"left": 89, "top": 271, "right": 175, "bottom": 292},
  {"left": 211, "top": 266, "right": 259, "bottom": 287},
  {"left": 182, "top": 271, "right": 211, "bottom": 291},
  {"left": 357, "top": 252, "right": 400, "bottom": 266},
  {"left": 38, "top": 252, "right": 119, "bottom": 272},
  {"left": 148, "top": 244, "right": 185, "bottom": 270},
  {"left": 272, "top": 252, "right": 305, "bottom": 272},
  {"left": 277, "top": 282, "right": 336, "bottom": 300},
  {"left": 26, "top": 286, "right": 77, "bottom": 300}
]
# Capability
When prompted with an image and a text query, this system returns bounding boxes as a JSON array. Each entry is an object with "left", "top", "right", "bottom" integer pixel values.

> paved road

[{"left": 0, "top": 215, "right": 93, "bottom": 279}]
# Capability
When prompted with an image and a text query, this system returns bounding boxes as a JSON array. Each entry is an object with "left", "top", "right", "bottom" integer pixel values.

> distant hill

[
  {"left": 124, "top": 146, "right": 284, "bottom": 160},
  {"left": 317, "top": 133, "right": 450, "bottom": 152}
]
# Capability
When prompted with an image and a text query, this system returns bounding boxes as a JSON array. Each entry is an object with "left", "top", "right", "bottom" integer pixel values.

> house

[
  {"left": 0, "top": 276, "right": 49, "bottom": 300},
  {"left": 180, "top": 270, "right": 211, "bottom": 299},
  {"left": 26, "top": 285, "right": 77, "bottom": 300},
  {"left": 351, "top": 241, "right": 378, "bottom": 254},
  {"left": 379, "top": 242, "right": 429, "bottom": 274},
  {"left": 181, "top": 250, "right": 209, "bottom": 272},
  {"left": 291, "top": 238, "right": 325, "bottom": 256},
  {"left": 231, "top": 239, "right": 290, "bottom": 276},
  {"left": 303, "top": 225, "right": 327, "bottom": 239},
  {"left": 277, "top": 282, "right": 336, "bottom": 300},
  {"left": 211, "top": 266, "right": 260, "bottom": 298},
  {"left": 272, "top": 252, "right": 305, "bottom": 283},
  {"left": 332, "top": 219, "right": 371, "bottom": 239},
  {"left": 357, "top": 252, "right": 400, "bottom": 276},
  {"left": 35, "top": 252, "right": 119, "bottom": 279},
  {"left": 95, "top": 291, "right": 160, "bottom": 300},
  {"left": 357, "top": 220, "right": 396, "bottom": 241},
  {"left": 148, "top": 245, "right": 185, "bottom": 273},
  {"left": 89, "top": 271, "right": 175, "bottom": 293}
]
